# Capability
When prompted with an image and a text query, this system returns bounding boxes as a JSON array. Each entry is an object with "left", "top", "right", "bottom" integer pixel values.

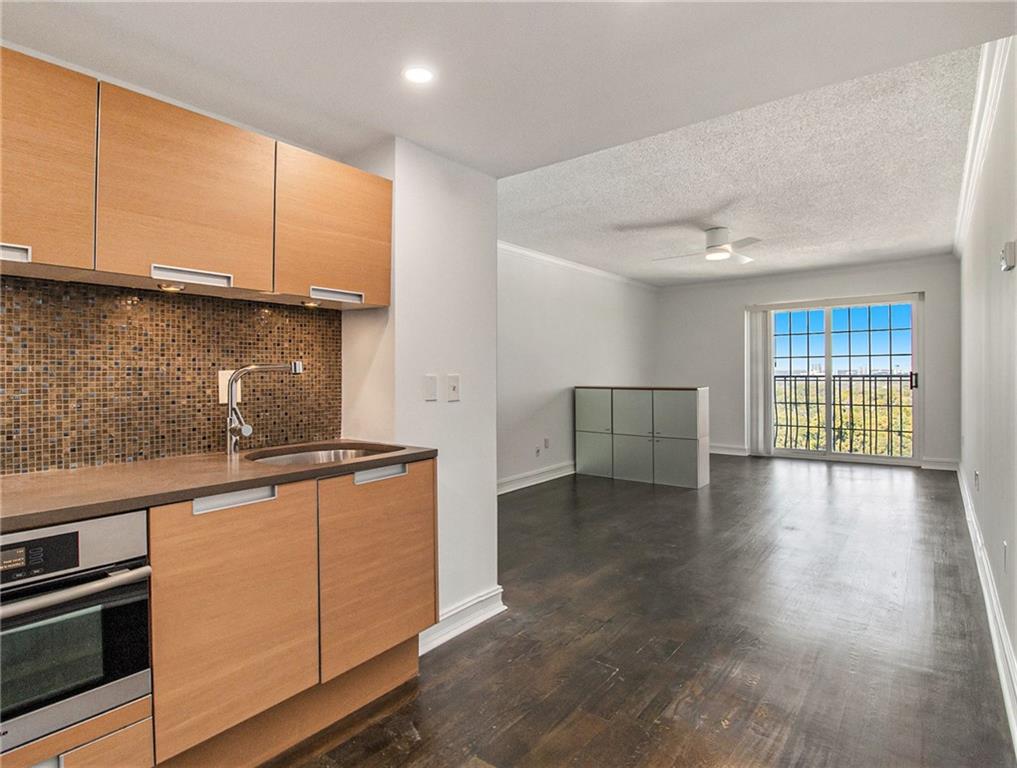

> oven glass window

[
  {"left": 0, "top": 582, "right": 149, "bottom": 723},
  {"left": 3, "top": 606, "right": 104, "bottom": 716}
]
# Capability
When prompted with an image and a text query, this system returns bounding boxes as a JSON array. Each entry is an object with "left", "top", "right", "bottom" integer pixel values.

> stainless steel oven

[{"left": 0, "top": 511, "right": 151, "bottom": 753}]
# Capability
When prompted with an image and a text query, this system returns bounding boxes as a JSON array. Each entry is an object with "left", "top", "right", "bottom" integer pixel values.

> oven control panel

[{"left": 1, "top": 532, "right": 79, "bottom": 585}]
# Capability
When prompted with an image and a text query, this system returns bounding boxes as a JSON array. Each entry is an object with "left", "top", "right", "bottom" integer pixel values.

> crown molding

[
  {"left": 955, "top": 36, "right": 1013, "bottom": 253},
  {"left": 497, "top": 241, "right": 658, "bottom": 290}
]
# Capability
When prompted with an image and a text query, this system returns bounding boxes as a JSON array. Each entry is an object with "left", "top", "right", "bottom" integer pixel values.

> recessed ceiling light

[{"left": 403, "top": 66, "right": 434, "bottom": 84}]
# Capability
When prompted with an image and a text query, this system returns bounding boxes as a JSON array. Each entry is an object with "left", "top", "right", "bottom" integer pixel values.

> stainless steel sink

[{"left": 246, "top": 442, "right": 403, "bottom": 466}]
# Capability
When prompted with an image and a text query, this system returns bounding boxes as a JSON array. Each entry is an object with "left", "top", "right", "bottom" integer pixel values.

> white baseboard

[
  {"left": 497, "top": 461, "right": 575, "bottom": 495},
  {"left": 958, "top": 467, "right": 1017, "bottom": 754},
  {"left": 921, "top": 457, "right": 960, "bottom": 471},
  {"left": 710, "top": 443, "right": 749, "bottom": 456},
  {"left": 419, "top": 585, "right": 507, "bottom": 655}
]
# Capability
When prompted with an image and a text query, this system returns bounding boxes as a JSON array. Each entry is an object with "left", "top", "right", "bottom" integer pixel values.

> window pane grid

[{"left": 772, "top": 303, "right": 913, "bottom": 458}]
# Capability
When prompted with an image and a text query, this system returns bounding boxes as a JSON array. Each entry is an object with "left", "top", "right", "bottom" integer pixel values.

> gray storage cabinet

[{"left": 574, "top": 386, "right": 709, "bottom": 488}]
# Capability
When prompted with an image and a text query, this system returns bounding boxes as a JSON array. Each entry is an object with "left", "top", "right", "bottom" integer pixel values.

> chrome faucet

[{"left": 226, "top": 361, "right": 304, "bottom": 456}]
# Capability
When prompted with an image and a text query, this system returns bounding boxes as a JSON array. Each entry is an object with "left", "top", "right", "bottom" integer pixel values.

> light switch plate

[
  {"left": 447, "top": 373, "right": 461, "bottom": 402},
  {"left": 423, "top": 374, "right": 438, "bottom": 402},
  {"left": 218, "top": 370, "right": 239, "bottom": 405}
]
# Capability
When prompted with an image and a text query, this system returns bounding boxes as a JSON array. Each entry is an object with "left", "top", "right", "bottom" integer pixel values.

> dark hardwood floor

[{"left": 291, "top": 456, "right": 1014, "bottom": 767}]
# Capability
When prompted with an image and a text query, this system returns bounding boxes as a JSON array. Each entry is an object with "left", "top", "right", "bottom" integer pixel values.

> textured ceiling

[
  {"left": 1, "top": 3, "right": 1011, "bottom": 177},
  {"left": 498, "top": 47, "right": 982, "bottom": 285}
]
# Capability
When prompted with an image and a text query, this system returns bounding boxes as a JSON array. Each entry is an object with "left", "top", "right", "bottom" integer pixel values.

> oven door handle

[{"left": 0, "top": 565, "right": 151, "bottom": 621}]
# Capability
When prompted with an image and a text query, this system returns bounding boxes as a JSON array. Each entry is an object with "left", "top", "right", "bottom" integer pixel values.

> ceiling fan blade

[
  {"left": 616, "top": 220, "right": 690, "bottom": 233},
  {"left": 731, "top": 252, "right": 754, "bottom": 265},
  {"left": 730, "top": 237, "right": 761, "bottom": 250},
  {"left": 652, "top": 250, "right": 705, "bottom": 263}
]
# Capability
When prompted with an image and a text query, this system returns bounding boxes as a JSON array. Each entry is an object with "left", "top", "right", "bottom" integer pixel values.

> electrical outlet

[
  {"left": 544, "top": 437, "right": 550, "bottom": 449},
  {"left": 535, "top": 446, "right": 541, "bottom": 457},
  {"left": 218, "top": 370, "right": 239, "bottom": 405},
  {"left": 974, "top": 470, "right": 981, "bottom": 491}
]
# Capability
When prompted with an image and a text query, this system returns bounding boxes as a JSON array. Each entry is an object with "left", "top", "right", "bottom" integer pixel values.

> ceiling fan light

[{"left": 705, "top": 245, "right": 731, "bottom": 261}]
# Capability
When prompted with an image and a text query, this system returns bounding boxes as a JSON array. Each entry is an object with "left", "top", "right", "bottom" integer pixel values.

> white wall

[
  {"left": 496, "top": 243, "right": 657, "bottom": 490},
  {"left": 345, "top": 138, "right": 503, "bottom": 648},
  {"left": 653, "top": 255, "right": 962, "bottom": 462},
  {"left": 957, "top": 36, "right": 1016, "bottom": 709}
]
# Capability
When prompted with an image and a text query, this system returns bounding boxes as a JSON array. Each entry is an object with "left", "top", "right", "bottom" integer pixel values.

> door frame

[{"left": 755, "top": 292, "right": 925, "bottom": 467}]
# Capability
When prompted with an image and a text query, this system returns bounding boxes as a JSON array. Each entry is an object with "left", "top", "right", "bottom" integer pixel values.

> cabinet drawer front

[
  {"left": 275, "top": 142, "right": 392, "bottom": 306},
  {"left": 61, "top": 717, "right": 154, "bottom": 768},
  {"left": 318, "top": 459, "right": 436, "bottom": 682},
  {"left": 96, "top": 84, "right": 275, "bottom": 290},
  {"left": 149, "top": 480, "right": 319, "bottom": 762},
  {"left": 612, "top": 389, "right": 653, "bottom": 436},
  {"left": 1, "top": 49, "right": 96, "bottom": 269}
]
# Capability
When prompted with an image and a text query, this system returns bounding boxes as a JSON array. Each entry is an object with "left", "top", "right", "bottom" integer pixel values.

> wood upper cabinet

[
  {"left": 318, "top": 460, "right": 437, "bottom": 682},
  {"left": 96, "top": 84, "right": 275, "bottom": 290},
  {"left": 149, "top": 481, "right": 319, "bottom": 762},
  {"left": 275, "top": 142, "right": 392, "bottom": 306},
  {"left": 1, "top": 48, "right": 97, "bottom": 269}
]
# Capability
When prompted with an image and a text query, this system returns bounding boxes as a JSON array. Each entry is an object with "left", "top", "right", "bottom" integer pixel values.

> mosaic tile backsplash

[{"left": 2, "top": 277, "right": 342, "bottom": 474}]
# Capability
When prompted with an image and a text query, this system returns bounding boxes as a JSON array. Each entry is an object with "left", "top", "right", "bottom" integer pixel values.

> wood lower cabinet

[
  {"left": 1, "top": 48, "right": 97, "bottom": 269},
  {"left": 149, "top": 481, "right": 319, "bottom": 762},
  {"left": 96, "top": 84, "right": 275, "bottom": 290},
  {"left": 318, "top": 460, "right": 437, "bottom": 681},
  {"left": 275, "top": 142, "right": 392, "bottom": 306}
]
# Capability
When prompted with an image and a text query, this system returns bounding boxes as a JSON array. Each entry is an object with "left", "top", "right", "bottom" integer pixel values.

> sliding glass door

[{"left": 770, "top": 296, "right": 919, "bottom": 462}]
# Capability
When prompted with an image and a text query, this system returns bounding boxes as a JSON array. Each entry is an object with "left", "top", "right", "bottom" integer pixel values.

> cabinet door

[
  {"left": 575, "top": 431, "right": 613, "bottom": 477},
  {"left": 612, "top": 389, "right": 653, "bottom": 437},
  {"left": 653, "top": 437, "right": 697, "bottom": 487},
  {"left": 96, "top": 84, "right": 275, "bottom": 290},
  {"left": 275, "top": 142, "right": 392, "bottom": 306},
  {"left": 575, "top": 388, "right": 612, "bottom": 433},
  {"left": 149, "top": 481, "right": 319, "bottom": 761},
  {"left": 653, "top": 390, "right": 706, "bottom": 438},
  {"left": 613, "top": 434, "right": 654, "bottom": 483},
  {"left": 318, "top": 460, "right": 436, "bottom": 682},
  {"left": 1, "top": 49, "right": 96, "bottom": 269}
]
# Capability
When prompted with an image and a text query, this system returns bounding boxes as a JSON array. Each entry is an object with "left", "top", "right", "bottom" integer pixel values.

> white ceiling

[
  {"left": 1, "top": 2, "right": 1012, "bottom": 178},
  {"left": 498, "top": 46, "right": 982, "bottom": 285}
]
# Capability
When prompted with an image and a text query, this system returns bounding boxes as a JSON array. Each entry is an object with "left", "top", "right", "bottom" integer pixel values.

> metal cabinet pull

[
  {"left": 1, "top": 566, "right": 151, "bottom": 621},
  {"left": 309, "top": 286, "right": 365, "bottom": 304},
  {"left": 354, "top": 464, "right": 407, "bottom": 484},
  {"left": 151, "top": 264, "right": 233, "bottom": 287},
  {"left": 1, "top": 243, "right": 31, "bottom": 262},
  {"left": 193, "top": 485, "right": 277, "bottom": 515}
]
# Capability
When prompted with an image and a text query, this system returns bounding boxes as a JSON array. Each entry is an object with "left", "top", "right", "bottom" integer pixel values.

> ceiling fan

[{"left": 652, "top": 227, "right": 762, "bottom": 265}]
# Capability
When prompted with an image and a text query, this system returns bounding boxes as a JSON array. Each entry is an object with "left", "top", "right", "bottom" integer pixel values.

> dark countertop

[{"left": 0, "top": 440, "right": 437, "bottom": 533}]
